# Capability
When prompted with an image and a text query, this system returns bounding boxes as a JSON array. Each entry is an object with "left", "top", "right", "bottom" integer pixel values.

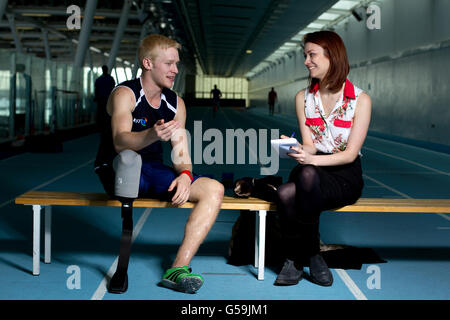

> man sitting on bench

[{"left": 94, "top": 34, "right": 225, "bottom": 294}]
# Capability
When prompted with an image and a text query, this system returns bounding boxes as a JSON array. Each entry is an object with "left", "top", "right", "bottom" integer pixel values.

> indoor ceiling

[
  {"left": 179, "top": 0, "right": 337, "bottom": 77},
  {"left": 0, "top": 0, "right": 339, "bottom": 77}
]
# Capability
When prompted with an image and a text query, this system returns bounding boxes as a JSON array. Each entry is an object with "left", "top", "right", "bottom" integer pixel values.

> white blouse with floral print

[{"left": 304, "top": 79, "right": 363, "bottom": 154}]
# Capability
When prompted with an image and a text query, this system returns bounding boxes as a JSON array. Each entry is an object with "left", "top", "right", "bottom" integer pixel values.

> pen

[{"left": 290, "top": 132, "right": 295, "bottom": 138}]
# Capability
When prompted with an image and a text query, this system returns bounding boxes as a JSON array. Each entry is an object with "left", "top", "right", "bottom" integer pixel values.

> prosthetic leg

[{"left": 108, "top": 150, "right": 142, "bottom": 294}]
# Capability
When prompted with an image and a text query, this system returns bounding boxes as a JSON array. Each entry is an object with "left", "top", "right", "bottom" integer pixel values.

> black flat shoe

[
  {"left": 309, "top": 254, "right": 333, "bottom": 287},
  {"left": 274, "top": 259, "right": 304, "bottom": 286}
]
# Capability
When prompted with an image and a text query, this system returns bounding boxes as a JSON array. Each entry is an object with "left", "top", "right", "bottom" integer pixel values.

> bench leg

[
  {"left": 254, "top": 210, "right": 267, "bottom": 281},
  {"left": 32, "top": 205, "right": 41, "bottom": 275},
  {"left": 254, "top": 211, "right": 259, "bottom": 268},
  {"left": 44, "top": 206, "right": 52, "bottom": 264}
]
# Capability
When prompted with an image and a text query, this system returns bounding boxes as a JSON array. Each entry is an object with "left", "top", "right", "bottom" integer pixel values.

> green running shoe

[{"left": 161, "top": 266, "right": 204, "bottom": 293}]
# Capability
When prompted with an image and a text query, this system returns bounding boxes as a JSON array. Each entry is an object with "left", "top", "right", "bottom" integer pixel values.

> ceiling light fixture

[{"left": 21, "top": 13, "right": 51, "bottom": 17}]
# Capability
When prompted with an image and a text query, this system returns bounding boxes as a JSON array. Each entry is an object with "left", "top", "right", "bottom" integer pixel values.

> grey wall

[{"left": 248, "top": 0, "right": 450, "bottom": 146}]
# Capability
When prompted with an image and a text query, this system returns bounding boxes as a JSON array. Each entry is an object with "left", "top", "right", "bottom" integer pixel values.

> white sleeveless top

[{"left": 304, "top": 79, "right": 363, "bottom": 154}]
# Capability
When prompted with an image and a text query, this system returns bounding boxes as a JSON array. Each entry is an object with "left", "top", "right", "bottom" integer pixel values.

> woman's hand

[
  {"left": 281, "top": 134, "right": 313, "bottom": 164},
  {"left": 288, "top": 143, "right": 314, "bottom": 165}
]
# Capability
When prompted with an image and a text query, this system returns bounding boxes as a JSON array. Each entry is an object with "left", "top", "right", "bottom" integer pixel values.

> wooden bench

[{"left": 15, "top": 191, "right": 450, "bottom": 282}]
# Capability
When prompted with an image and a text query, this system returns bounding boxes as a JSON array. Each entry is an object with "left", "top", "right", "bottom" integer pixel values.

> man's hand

[
  {"left": 168, "top": 173, "right": 191, "bottom": 205},
  {"left": 153, "top": 119, "right": 181, "bottom": 141}
]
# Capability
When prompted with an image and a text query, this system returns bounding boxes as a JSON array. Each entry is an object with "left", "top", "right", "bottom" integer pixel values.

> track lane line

[
  {"left": 91, "top": 208, "right": 152, "bottom": 300},
  {"left": 243, "top": 110, "right": 450, "bottom": 175},
  {"left": 0, "top": 158, "right": 95, "bottom": 209}
]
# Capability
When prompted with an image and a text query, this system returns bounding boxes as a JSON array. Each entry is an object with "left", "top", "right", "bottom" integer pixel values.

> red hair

[{"left": 303, "top": 31, "right": 349, "bottom": 93}]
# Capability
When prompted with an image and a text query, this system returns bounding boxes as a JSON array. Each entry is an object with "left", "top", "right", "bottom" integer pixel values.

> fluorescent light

[
  {"left": 307, "top": 22, "right": 326, "bottom": 29},
  {"left": 89, "top": 46, "right": 101, "bottom": 53},
  {"left": 291, "top": 35, "right": 304, "bottom": 41},
  {"left": 22, "top": 13, "right": 52, "bottom": 17},
  {"left": 332, "top": 0, "right": 360, "bottom": 11},
  {"left": 318, "top": 12, "right": 340, "bottom": 20}
]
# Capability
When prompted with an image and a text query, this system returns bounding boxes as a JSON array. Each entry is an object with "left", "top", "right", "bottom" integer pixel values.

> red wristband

[{"left": 180, "top": 170, "right": 193, "bottom": 182}]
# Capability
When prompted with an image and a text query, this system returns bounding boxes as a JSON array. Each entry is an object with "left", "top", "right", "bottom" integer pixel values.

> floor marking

[
  {"left": 335, "top": 269, "right": 368, "bottom": 300},
  {"left": 364, "top": 174, "right": 450, "bottom": 223},
  {"left": 362, "top": 174, "right": 411, "bottom": 199},
  {"left": 241, "top": 111, "right": 450, "bottom": 220},
  {"left": 318, "top": 239, "right": 367, "bottom": 300},
  {"left": 435, "top": 213, "right": 450, "bottom": 221},
  {"left": 0, "top": 153, "right": 21, "bottom": 163},
  {"left": 365, "top": 170, "right": 441, "bottom": 175},
  {"left": 362, "top": 146, "right": 450, "bottom": 176},
  {"left": 366, "top": 135, "right": 450, "bottom": 158},
  {"left": 0, "top": 158, "right": 94, "bottom": 209},
  {"left": 246, "top": 110, "right": 450, "bottom": 177},
  {"left": 202, "top": 273, "right": 248, "bottom": 276},
  {"left": 91, "top": 208, "right": 152, "bottom": 300}
]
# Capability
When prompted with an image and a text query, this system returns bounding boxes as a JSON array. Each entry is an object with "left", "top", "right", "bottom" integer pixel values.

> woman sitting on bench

[{"left": 274, "top": 31, "right": 372, "bottom": 287}]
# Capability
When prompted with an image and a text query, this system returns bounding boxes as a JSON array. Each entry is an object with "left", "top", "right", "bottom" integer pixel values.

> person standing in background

[
  {"left": 268, "top": 87, "right": 277, "bottom": 115},
  {"left": 210, "top": 84, "right": 222, "bottom": 119},
  {"left": 94, "top": 65, "right": 115, "bottom": 131}
]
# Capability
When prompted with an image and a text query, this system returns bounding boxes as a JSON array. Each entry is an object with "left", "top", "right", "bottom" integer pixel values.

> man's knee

[
  {"left": 113, "top": 149, "right": 142, "bottom": 199},
  {"left": 210, "top": 180, "right": 225, "bottom": 202},
  {"left": 199, "top": 179, "right": 225, "bottom": 204}
]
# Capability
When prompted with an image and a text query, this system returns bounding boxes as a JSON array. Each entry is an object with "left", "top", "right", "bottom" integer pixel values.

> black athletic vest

[{"left": 94, "top": 77, "right": 178, "bottom": 169}]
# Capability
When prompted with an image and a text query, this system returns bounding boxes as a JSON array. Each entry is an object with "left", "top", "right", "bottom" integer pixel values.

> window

[{"left": 195, "top": 75, "right": 248, "bottom": 106}]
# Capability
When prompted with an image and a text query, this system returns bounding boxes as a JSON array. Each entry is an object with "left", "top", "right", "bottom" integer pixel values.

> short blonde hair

[{"left": 138, "top": 34, "right": 181, "bottom": 68}]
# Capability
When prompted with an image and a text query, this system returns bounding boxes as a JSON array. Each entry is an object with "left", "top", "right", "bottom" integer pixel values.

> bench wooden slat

[
  {"left": 15, "top": 191, "right": 450, "bottom": 213},
  {"left": 14, "top": 191, "right": 450, "bottom": 280},
  {"left": 15, "top": 191, "right": 276, "bottom": 210}
]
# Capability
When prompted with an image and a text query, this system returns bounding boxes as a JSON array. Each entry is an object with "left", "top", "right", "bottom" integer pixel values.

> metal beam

[
  {"left": 0, "top": 0, "right": 7, "bottom": 24},
  {"left": 16, "top": 40, "right": 139, "bottom": 50},
  {"left": 1, "top": 31, "right": 139, "bottom": 42},
  {"left": 3, "top": 12, "right": 122, "bottom": 64},
  {"left": 41, "top": 28, "right": 51, "bottom": 59},
  {"left": 11, "top": 6, "right": 140, "bottom": 20},
  {"left": 0, "top": 21, "right": 142, "bottom": 33},
  {"left": 107, "top": 0, "right": 131, "bottom": 72},
  {"left": 74, "top": 0, "right": 98, "bottom": 68},
  {"left": 132, "top": 23, "right": 148, "bottom": 79},
  {"left": 6, "top": 13, "right": 22, "bottom": 53},
  {"left": 114, "top": 66, "right": 119, "bottom": 83},
  {"left": 174, "top": 0, "right": 207, "bottom": 74}
]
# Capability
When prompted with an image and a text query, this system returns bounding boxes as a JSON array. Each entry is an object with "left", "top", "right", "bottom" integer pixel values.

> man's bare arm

[{"left": 109, "top": 87, "right": 180, "bottom": 153}]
